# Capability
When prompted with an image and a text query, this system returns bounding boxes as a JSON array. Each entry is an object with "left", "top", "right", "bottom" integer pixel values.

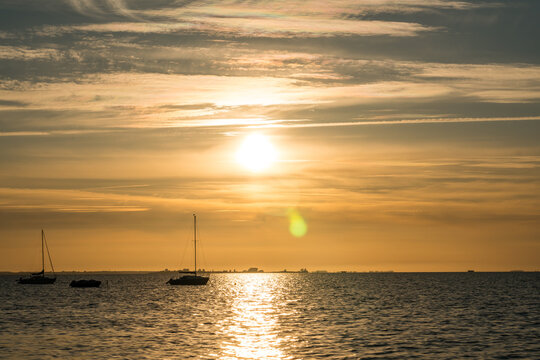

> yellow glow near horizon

[{"left": 236, "top": 134, "right": 277, "bottom": 172}]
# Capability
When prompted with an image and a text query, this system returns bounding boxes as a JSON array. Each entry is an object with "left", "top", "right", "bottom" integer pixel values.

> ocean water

[{"left": 0, "top": 272, "right": 538, "bottom": 359}]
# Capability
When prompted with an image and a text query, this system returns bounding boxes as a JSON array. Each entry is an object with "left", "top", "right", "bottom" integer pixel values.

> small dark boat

[
  {"left": 70, "top": 279, "right": 101, "bottom": 288},
  {"left": 167, "top": 214, "right": 209, "bottom": 286},
  {"left": 167, "top": 273, "right": 209, "bottom": 285},
  {"left": 18, "top": 230, "right": 56, "bottom": 285}
]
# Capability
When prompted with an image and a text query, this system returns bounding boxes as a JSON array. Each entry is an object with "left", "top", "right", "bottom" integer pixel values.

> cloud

[
  {"left": 1, "top": 59, "right": 539, "bottom": 135},
  {"left": 0, "top": 46, "right": 63, "bottom": 60},
  {"left": 29, "top": 16, "right": 434, "bottom": 38},
  {"left": 0, "top": 129, "right": 113, "bottom": 137},
  {"left": 67, "top": 0, "right": 144, "bottom": 19},
  {"left": 25, "top": 0, "right": 451, "bottom": 38},
  {"left": 68, "top": 22, "right": 193, "bottom": 33},
  {"left": 250, "top": 116, "right": 540, "bottom": 129},
  {"left": 187, "top": 15, "right": 435, "bottom": 38},
  {"left": 0, "top": 187, "right": 150, "bottom": 213},
  {"left": 0, "top": 99, "right": 29, "bottom": 107}
]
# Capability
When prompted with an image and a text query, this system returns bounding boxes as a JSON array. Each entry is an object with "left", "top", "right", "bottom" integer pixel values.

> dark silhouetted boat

[
  {"left": 167, "top": 214, "right": 209, "bottom": 286},
  {"left": 18, "top": 230, "right": 56, "bottom": 285},
  {"left": 70, "top": 279, "right": 101, "bottom": 288}
]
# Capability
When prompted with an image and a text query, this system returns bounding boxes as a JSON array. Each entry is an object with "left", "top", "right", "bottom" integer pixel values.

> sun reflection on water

[{"left": 218, "top": 274, "right": 294, "bottom": 360}]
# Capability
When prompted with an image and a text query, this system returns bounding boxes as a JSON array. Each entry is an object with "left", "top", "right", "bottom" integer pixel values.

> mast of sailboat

[
  {"left": 43, "top": 231, "right": 55, "bottom": 277},
  {"left": 41, "top": 229, "right": 45, "bottom": 277},
  {"left": 194, "top": 213, "right": 197, "bottom": 276}
]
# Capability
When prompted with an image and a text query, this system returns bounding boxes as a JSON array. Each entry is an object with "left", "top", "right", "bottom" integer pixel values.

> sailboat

[
  {"left": 167, "top": 214, "right": 209, "bottom": 286},
  {"left": 18, "top": 229, "right": 56, "bottom": 284}
]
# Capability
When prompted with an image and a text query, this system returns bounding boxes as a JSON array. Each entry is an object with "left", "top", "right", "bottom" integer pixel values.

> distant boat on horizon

[
  {"left": 167, "top": 214, "right": 209, "bottom": 286},
  {"left": 18, "top": 230, "right": 56, "bottom": 285}
]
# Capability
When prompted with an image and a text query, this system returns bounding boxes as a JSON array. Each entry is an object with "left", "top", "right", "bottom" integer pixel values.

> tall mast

[
  {"left": 41, "top": 229, "right": 45, "bottom": 276},
  {"left": 193, "top": 214, "right": 197, "bottom": 276}
]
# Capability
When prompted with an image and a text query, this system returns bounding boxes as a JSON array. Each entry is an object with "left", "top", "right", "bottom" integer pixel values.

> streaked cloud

[{"left": 251, "top": 116, "right": 540, "bottom": 129}]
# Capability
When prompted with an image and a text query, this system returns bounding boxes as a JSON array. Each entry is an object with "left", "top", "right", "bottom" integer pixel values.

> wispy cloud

[
  {"left": 0, "top": 46, "right": 63, "bottom": 60},
  {"left": 44, "top": 0, "right": 452, "bottom": 38},
  {"left": 31, "top": 16, "right": 433, "bottom": 38},
  {"left": 186, "top": 15, "right": 435, "bottom": 38},
  {"left": 0, "top": 187, "right": 150, "bottom": 213},
  {"left": 67, "top": 0, "right": 142, "bottom": 19},
  {"left": 250, "top": 116, "right": 540, "bottom": 129}
]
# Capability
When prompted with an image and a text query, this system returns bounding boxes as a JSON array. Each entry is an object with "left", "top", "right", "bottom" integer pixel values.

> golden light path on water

[{"left": 217, "top": 274, "right": 296, "bottom": 360}]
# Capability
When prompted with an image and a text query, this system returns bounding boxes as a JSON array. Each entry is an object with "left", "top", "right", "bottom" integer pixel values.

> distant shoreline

[{"left": 1, "top": 270, "right": 537, "bottom": 275}]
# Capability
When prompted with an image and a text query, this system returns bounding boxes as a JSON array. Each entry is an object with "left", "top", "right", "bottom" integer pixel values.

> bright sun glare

[{"left": 236, "top": 134, "right": 277, "bottom": 172}]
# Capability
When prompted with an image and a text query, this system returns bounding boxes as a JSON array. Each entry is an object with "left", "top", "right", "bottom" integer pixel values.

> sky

[{"left": 0, "top": 0, "right": 539, "bottom": 272}]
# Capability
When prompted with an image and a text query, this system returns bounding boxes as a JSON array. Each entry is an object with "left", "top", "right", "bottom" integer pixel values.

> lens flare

[{"left": 288, "top": 209, "right": 307, "bottom": 237}]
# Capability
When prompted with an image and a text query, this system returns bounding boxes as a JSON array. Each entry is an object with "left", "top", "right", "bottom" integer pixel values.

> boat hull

[
  {"left": 70, "top": 280, "right": 101, "bottom": 288},
  {"left": 18, "top": 276, "right": 56, "bottom": 284},
  {"left": 167, "top": 275, "right": 209, "bottom": 285}
]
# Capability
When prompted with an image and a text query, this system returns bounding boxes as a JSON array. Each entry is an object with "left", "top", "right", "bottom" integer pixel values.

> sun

[{"left": 236, "top": 134, "right": 277, "bottom": 172}]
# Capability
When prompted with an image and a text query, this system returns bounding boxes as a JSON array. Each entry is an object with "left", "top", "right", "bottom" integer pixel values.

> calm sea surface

[{"left": 0, "top": 273, "right": 538, "bottom": 359}]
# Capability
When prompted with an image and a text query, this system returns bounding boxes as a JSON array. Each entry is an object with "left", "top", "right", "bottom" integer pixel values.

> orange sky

[{"left": 1, "top": 0, "right": 539, "bottom": 271}]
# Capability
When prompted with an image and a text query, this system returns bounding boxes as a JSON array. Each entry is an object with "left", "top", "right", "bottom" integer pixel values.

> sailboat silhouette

[
  {"left": 167, "top": 214, "right": 209, "bottom": 286},
  {"left": 18, "top": 230, "right": 56, "bottom": 285}
]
